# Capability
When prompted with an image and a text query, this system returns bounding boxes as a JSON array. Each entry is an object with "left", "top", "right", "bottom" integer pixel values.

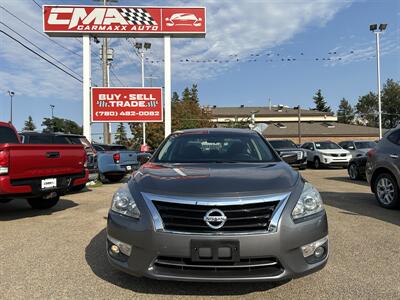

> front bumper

[
  {"left": 321, "top": 156, "right": 351, "bottom": 167},
  {"left": 106, "top": 209, "right": 328, "bottom": 282}
]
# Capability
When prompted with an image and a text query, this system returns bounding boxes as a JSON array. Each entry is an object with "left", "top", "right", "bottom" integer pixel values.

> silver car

[
  {"left": 366, "top": 128, "right": 400, "bottom": 208},
  {"left": 106, "top": 129, "right": 328, "bottom": 282},
  {"left": 339, "top": 140, "right": 377, "bottom": 158}
]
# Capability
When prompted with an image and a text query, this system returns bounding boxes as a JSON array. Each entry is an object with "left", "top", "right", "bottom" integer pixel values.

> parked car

[
  {"left": 366, "top": 128, "right": 400, "bottom": 208},
  {"left": 0, "top": 122, "right": 88, "bottom": 209},
  {"left": 301, "top": 141, "right": 351, "bottom": 169},
  {"left": 92, "top": 143, "right": 139, "bottom": 183},
  {"left": 20, "top": 132, "right": 98, "bottom": 189},
  {"left": 269, "top": 139, "right": 307, "bottom": 170},
  {"left": 107, "top": 128, "right": 328, "bottom": 282},
  {"left": 339, "top": 140, "right": 376, "bottom": 158},
  {"left": 348, "top": 156, "right": 367, "bottom": 180}
]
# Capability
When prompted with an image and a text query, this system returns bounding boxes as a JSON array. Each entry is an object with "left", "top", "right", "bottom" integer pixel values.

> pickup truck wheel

[
  {"left": 105, "top": 174, "right": 125, "bottom": 183},
  {"left": 374, "top": 173, "right": 399, "bottom": 209},
  {"left": 27, "top": 195, "right": 60, "bottom": 209},
  {"left": 313, "top": 157, "right": 321, "bottom": 169},
  {"left": 0, "top": 199, "right": 12, "bottom": 204}
]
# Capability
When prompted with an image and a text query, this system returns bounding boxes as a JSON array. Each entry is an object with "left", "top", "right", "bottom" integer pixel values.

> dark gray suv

[
  {"left": 366, "top": 128, "right": 400, "bottom": 209},
  {"left": 106, "top": 129, "right": 328, "bottom": 282}
]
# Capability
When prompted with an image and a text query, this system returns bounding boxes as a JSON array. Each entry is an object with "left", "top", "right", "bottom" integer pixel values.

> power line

[
  {"left": 1, "top": 22, "right": 82, "bottom": 79},
  {"left": 0, "top": 30, "right": 83, "bottom": 83},
  {"left": 110, "top": 64, "right": 127, "bottom": 87},
  {"left": 0, "top": 5, "right": 81, "bottom": 57},
  {"left": 31, "top": 0, "right": 41, "bottom": 9}
]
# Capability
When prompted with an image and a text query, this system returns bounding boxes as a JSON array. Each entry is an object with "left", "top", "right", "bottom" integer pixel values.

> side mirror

[
  {"left": 137, "top": 153, "right": 151, "bottom": 165},
  {"left": 348, "top": 146, "right": 355, "bottom": 150},
  {"left": 279, "top": 152, "right": 298, "bottom": 164}
]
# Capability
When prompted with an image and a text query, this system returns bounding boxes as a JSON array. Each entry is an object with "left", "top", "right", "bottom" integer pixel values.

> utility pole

[
  {"left": 7, "top": 90, "right": 14, "bottom": 124},
  {"left": 370, "top": 23, "right": 387, "bottom": 140},
  {"left": 297, "top": 105, "right": 302, "bottom": 144},
  {"left": 50, "top": 104, "right": 55, "bottom": 118}
]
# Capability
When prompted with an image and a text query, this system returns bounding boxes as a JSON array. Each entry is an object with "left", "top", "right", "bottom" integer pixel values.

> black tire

[
  {"left": 69, "top": 184, "right": 86, "bottom": 192},
  {"left": 313, "top": 157, "right": 321, "bottom": 169},
  {"left": 0, "top": 198, "right": 13, "bottom": 204},
  {"left": 348, "top": 163, "right": 360, "bottom": 180},
  {"left": 105, "top": 174, "right": 125, "bottom": 183},
  {"left": 373, "top": 173, "right": 399, "bottom": 209},
  {"left": 27, "top": 195, "right": 60, "bottom": 209}
]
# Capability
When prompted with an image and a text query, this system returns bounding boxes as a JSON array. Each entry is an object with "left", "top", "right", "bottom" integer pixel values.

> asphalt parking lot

[{"left": 1, "top": 169, "right": 399, "bottom": 299}]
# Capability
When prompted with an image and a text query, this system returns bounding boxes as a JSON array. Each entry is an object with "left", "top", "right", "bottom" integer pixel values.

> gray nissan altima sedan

[{"left": 106, "top": 128, "right": 328, "bottom": 282}]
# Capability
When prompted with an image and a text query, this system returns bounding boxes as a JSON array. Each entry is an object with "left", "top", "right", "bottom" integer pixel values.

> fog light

[
  {"left": 301, "top": 236, "right": 328, "bottom": 258},
  {"left": 110, "top": 244, "right": 120, "bottom": 254},
  {"left": 108, "top": 235, "right": 132, "bottom": 256},
  {"left": 314, "top": 246, "right": 325, "bottom": 258}
]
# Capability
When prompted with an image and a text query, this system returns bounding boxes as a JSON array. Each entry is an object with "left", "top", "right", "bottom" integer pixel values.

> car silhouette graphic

[{"left": 165, "top": 13, "right": 202, "bottom": 27}]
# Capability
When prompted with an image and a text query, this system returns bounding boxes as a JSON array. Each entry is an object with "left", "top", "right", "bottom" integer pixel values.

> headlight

[
  {"left": 111, "top": 185, "right": 140, "bottom": 219},
  {"left": 292, "top": 182, "right": 324, "bottom": 220}
]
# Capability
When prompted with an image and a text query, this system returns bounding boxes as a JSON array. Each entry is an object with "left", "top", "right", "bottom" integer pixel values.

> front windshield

[
  {"left": 154, "top": 132, "right": 278, "bottom": 163},
  {"left": 355, "top": 141, "right": 376, "bottom": 149},
  {"left": 269, "top": 140, "right": 297, "bottom": 149},
  {"left": 315, "top": 142, "right": 341, "bottom": 150}
]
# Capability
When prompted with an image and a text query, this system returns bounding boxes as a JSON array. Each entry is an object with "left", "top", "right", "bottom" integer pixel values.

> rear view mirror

[{"left": 279, "top": 152, "right": 298, "bottom": 164}]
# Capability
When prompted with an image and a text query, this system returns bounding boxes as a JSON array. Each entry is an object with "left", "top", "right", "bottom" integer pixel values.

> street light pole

[
  {"left": 50, "top": 104, "right": 55, "bottom": 118},
  {"left": 141, "top": 51, "right": 146, "bottom": 146},
  {"left": 8, "top": 90, "right": 14, "bottom": 124},
  {"left": 370, "top": 23, "right": 387, "bottom": 140}
]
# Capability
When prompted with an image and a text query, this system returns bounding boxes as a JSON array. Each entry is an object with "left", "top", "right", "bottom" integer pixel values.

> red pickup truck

[{"left": 0, "top": 122, "right": 88, "bottom": 209}]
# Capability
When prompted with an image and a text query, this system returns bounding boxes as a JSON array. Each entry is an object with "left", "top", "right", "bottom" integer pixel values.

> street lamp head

[
  {"left": 144, "top": 42, "right": 151, "bottom": 50},
  {"left": 135, "top": 42, "right": 143, "bottom": 49},
  {"left": 379, "top": 23, "right": 387, "bottom": 31},
  {"left": 8, "top": 91, "right": 15, "bottom": 96},
  {"left": 369, "top": 24, "right": 378, "bottom": 31}
]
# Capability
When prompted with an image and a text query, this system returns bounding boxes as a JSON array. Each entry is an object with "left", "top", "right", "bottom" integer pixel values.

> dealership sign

[
  {"left": 43, "top": 5, "right": 206, "bottom": 37},
  {"left": 91, "top": 87, "right": 163, "bottom": 123}
]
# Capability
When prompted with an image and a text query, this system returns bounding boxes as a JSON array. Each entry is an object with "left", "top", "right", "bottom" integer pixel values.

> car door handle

[
  {"left": 46, "top": 152, "right": 60, "bottom": 158},
  {"left": 390, "top": 154, "right": 399, "bottom": 159}
]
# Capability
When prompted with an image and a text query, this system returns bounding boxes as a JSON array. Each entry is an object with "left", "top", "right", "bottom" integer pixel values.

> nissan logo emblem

[{"left": 203, "top": 209, "right": 227, "bottom": 229}]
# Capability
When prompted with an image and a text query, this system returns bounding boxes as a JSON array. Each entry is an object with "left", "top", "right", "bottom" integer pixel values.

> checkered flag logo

[{"left": 119, "top": 8, "right": 158, "bottom": 26}]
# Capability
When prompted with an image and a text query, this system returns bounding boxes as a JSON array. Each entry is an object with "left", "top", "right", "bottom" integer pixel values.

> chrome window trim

[{"left": 142, "top": 192, "right": 291, "bottom": 235}]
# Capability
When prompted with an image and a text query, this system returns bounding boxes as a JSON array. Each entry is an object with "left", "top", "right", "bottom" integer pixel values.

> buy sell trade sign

[{"left": 91, "top": 87, "right": 163, "bottom": 123}]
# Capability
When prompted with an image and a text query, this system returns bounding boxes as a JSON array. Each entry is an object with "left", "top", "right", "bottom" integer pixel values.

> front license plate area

[
  {"left": 41, "top": 178, "right": 57, "bottom": 190},
  {"left": 191, "top": 240, "right": 240, "bottom": 262}
]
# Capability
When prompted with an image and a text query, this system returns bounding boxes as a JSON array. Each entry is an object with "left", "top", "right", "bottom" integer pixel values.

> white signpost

[{"left": 42, "top": 5, "right": 206, "bottom": 141}]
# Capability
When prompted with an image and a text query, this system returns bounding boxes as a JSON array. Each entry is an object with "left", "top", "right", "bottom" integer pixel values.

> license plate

[
  {"left": 191, "top": 240, "right": 240, "bottom": 262},
  {"left": 126, "top": 165, "right": 132, "bottom": 171},
  {"left": 41, "top": 178, "right": 57, "bottom": 189}
]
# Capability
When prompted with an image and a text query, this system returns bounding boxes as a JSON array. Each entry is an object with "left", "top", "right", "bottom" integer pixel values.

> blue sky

[{"left": 0, "top": 0, "right": 399, "bottom": 142}]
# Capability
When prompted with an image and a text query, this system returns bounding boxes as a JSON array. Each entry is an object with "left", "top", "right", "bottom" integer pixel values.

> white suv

[{"left": 301, "top": 141, "right": 351, "bottom": 168}]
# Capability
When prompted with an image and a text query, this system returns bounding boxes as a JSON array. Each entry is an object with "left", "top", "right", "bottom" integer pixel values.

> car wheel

[
  {"left": 374, "top": 173, "right": 399, "bottom": 209},
  {"left": 105, "top": 174, "right": 125, "bottom": 183},
  {"left": 99, "top": 173, "right": 108, "bottom": 184},
  {"left": 313, "top": 157, "right": 321, "bottom": 169},
  {"left": 27, "top": 195, "right": 60, "bottom": 209},
  {"left": 0, "top": 198, "right": 12, "bottom": 204},
  {"left": 348, "top": 164, "right": 359, "bottom": 180},
  {"left": 69, "top": 184, "right": 87, "bottom": 192}
]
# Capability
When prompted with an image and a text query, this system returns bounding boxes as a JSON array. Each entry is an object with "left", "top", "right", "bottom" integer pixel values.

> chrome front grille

[{"left": 152, "top": 201, "right": 279, "bottom": 233}]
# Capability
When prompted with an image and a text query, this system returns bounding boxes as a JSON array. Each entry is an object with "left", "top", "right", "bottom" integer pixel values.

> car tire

[
  {"left": 348, "top": 163, "right": 359, "bottom": 180},
  {"left": 69, "top": 184, "right": 87, "bottom": 192},
  {"left": 374, "top": 173, "right": 399, "bottom": 209},
  {"left": 0, "top": 199, "right": 13, "bottom": 204},
  {"left": 99, "top": 173, "right": 108, "bottom": 184},
  {"left": 27, "top": 195, "right": 60, "bottom": 209},
  {"left": 105, "top": 174, "right": 125, "bottom": 183},
  {"left": 313, "top": 157, "right": 321, "bottom": 169}
]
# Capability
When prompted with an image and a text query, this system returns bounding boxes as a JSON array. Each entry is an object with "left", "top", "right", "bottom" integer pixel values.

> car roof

[
  {"left": 173, "top": 128, "right": 255, "bottom": 134},
  {"left": 19, "top": 131, "right": 84, "bottom": 138}
]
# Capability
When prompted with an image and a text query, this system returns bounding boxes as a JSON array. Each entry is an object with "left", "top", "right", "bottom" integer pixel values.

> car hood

[
  {"left": 318, "top": 149, "right": 350, "bottom": 155},
  {"left": 133, "top": 162, "right": 299, "bottom": 197}
]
